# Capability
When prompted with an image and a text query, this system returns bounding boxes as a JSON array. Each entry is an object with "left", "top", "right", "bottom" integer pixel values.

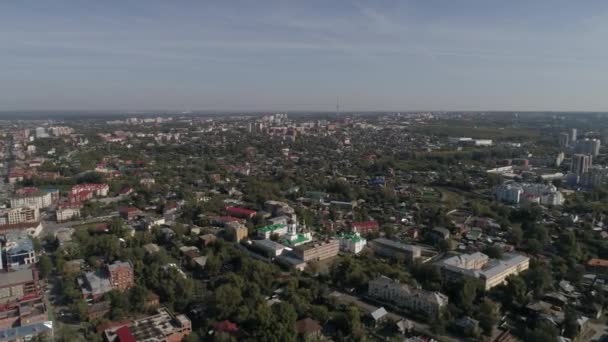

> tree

[
  {"left": 524, "top": 321, "right": 558, "bottom": 342},
  {"left": 346, "top": 305, "right": 364, "bottom": 338},
  {"left": 38, "top": 255, "right": 53, "bottom": 279},
  {"left": 212, "top": 284, "right": 243, "bottom": 319},
  {"left": 563, "top": 306, "right": 579, "bottom": 339},
  {"left": 483, "top": 245, "right": 503, "bottom": 260},
  {"left": 477, "top": 299, "right": 499, "bottom": 336},
  {"left": 524, "top": 265, "right": 553, "bottom": 298},
  {"left": 503, "top": 275, "right": 528, "bottom": 307},
  {"left": 449, "top": 278, "right": 478, "bottom": 315}
]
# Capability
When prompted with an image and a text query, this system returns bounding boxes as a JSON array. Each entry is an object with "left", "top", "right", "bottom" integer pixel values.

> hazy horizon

[{"left": 2, "top": 1, "right": 608, "bottom": 112}]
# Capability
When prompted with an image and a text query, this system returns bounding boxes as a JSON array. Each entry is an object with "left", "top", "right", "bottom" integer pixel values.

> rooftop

[
  {"left": 0, "top": 268, "right": 35, "bottom": 288},
  {"left": 373, "top": 238, "right": 421, "bottom": 253},
  {"left": 338, "top": 232, "right": 364, "bottom": 243},
  {"left": 258, "top": 223, "right": 287, "bottom": 233}
]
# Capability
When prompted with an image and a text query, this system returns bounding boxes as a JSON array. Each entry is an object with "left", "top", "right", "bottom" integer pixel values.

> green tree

[
  {"left": 524, "top": 321, "right": 558, "bottom": 342},
  {"left": 38, "top": 255, "right": 53, "bottom": 279},
  {"left": 524, "top": 265, "right": 553, "bottom": 298},
  {"left": 483, "top": 245, "right": 503, "bottom": 259},
  {"left": 477, "top": 299, "right": 499, "bottom": 336}
]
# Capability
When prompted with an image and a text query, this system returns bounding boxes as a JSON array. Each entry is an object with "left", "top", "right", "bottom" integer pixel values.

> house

[
  {"left": 294, "top": 318, "right": 322, "bottom": 337},
  {"left": 369, "top": 307, "right": 388, "bottom": 326},
  {"left": 214, "top": 320, "right": 238, "bottom": 336},
  {"left": 587, "top": 258, "right": 608, "bottom": 274},
  {"left": 428, "top": 227, "right": 450, "bottom": 241},
  {"left": 199, "top": 234, "right": 217, "bottom": 247},
  {"left": 118, "top": 207, "right": 141, "bottom": 220}
]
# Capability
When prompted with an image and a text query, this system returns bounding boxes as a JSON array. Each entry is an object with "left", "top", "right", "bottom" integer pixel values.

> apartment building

[
  {"left": 0, "top": 268, "right": 40, "bottom": 304},
  {"left": 368, "top": 276, "right": 448, "bottom": 318},
  {"left": 10, "top": 192, "right": 52, "bottom": 210},
  {"left": 0, "top": 207, "right": 39, "bottom": 225},
  {"left": 108, "top": 261, "right": 135, "bottom": 291},
  {"left": 371, "top": 238, "right": 422, "bottom": 263},
  {"left": 293, "top": 239, "right": 339, "bottom": 262},
  {"left": 437, "top": 252, "right": 530, "bottom": 290}
]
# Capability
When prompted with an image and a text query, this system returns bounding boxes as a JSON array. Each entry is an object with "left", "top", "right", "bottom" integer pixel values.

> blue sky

[{"left": 1, "top": 0, "right": 608, "bottom": 112}]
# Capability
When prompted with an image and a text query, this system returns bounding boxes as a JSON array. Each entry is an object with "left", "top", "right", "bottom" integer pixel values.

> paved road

[{"left": 40, "top": 212, "right": 119, "bottom": 237}]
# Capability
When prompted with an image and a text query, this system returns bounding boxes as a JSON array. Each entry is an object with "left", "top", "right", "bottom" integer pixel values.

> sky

[{"left": 1, "top": 0, "right": 608, "bottom": 112}]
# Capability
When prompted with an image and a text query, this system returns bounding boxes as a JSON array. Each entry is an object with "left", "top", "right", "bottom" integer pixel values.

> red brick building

[
  {"left": 108, "top": 261, "right": 134, "bottom": 291},
  {"left": 350, "top": 221, "right": 380, "bottom": 235},
  {"left": 223, "top": 207, "right": 256, "bottom": 219}
]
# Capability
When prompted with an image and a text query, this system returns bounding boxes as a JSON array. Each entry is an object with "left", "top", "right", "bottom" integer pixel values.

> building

[
  {"left": 0, "top": 268, "right": 40, "bottom": 304},
  {"left": 293, "top": 239, "right": 339, "bottom": 262},
  {"left": 572, "top": 154, "right": 592, "bottom": 176},
  {"left": 582, "top": 166, "right": 608, "bottom": 188},
  {"left": 587, "top": 258, "right": 608, "bottom": 274},
  {"left": 558, "top": 132, "right": 570, "bottom": 148},
  {"left": 223, "top": 206, "right": 256, "bottom": 219},
  {"left": 229, "top": 224, "right": 248, "bottom": 242},
  {"left": 9, "top": 192, "right": 52, "bottom": 210},
  {"left": 350, "top": 221, "right": 379, "bottom": 235},
  {"left": 257, "top": 224, "right": 288, "bottom": 239},
  {"left": 294, "top": 318, "right": 322, "bottom": 337},
  {"left": 0, "top": 207, "right": 39, "bottom": 225},
  {"left": 556, "top": 152, "right": 565, "bottom": 167},
  {"left": 2, "top": 233, "right": 37, "bottom": 269},
  {"left": 368, "top": 276, "right": 448, "bottom": 318},
  {"left": 253, "top": 239, "right": 286, "bottom": 257},
  {"left": 338, "top": 232, "right": 367, "bottom": 254},
  {"left": 49, "top": 126, "right": 74, "bottom": 136},
  {"left": 118, "top": 207, "right": 142, "bottom": 220},
  {"left": 108, "top": 261, "right": 135, "bottom": 291},
  {"left": 495, "top": 181, "right": 563, "bottom": 206},
  {"left": 574, "top": 138, "right": 601, "bottom": 157},
  {"left": 0, "top": 297, "right": 52, "bottom": 341},
  {"left": 371, "top": 238, "right": 422, "bottom": 263},
  {"left": 80, "top": 261, "right": 134, "bottom": 300},
  {"left": 71, "top": 183, "right": 109, "bottom": 197},
  {"left": 56, "top": 205, "right": 81, "bottom": 222},
  {"left": 571, "top": 128, "right": 577, "bottom": 142},
  {"left": 495, "top": 182, "right": 523, "bottom": 204},
  {"left": 103, "top": 307, "right": 192, "bottom": 342},
  {"left": 437, "top": 252, "right": 529, "bottom": 290}
]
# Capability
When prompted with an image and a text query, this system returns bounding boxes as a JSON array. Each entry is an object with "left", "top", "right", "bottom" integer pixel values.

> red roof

[
  {"left": 15, "top": 187, "right": 40, "bottom": 195},
  {"left": 116, "top": 326, "right": 136, "bottom": 342},
  {"left": 224, "top": 206, "right": 256, "bottom": 216},
  {"left": 588, "top": 258, "right": 608, "bottom": 267},
  {"left": 214, "top": 320, "right": 238, "bottom": 333},
  {"left": 351, "top": 221, "right": 379, "bottom": 231},
  {"left": 119, "top": 187, "right": 133, "bottom": 194},
  {"left": 216, "top": 216, "right": 241, "bottom": 221},
  {"left": 96, "top": 320, "right": 132, "bottom": 334}
]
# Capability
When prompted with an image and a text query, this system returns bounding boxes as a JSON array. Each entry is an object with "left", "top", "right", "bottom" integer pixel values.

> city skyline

[{"left": 2, "top": 0, "right": 608, "bottom": 112}]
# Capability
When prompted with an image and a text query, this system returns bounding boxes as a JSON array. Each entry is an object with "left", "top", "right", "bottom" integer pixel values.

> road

[
  {"left": 329, "top": 290, "right": 464, "bottom": 342},
  {"left": 40, "top": 212, "right": 119, "bottom": 237}
]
